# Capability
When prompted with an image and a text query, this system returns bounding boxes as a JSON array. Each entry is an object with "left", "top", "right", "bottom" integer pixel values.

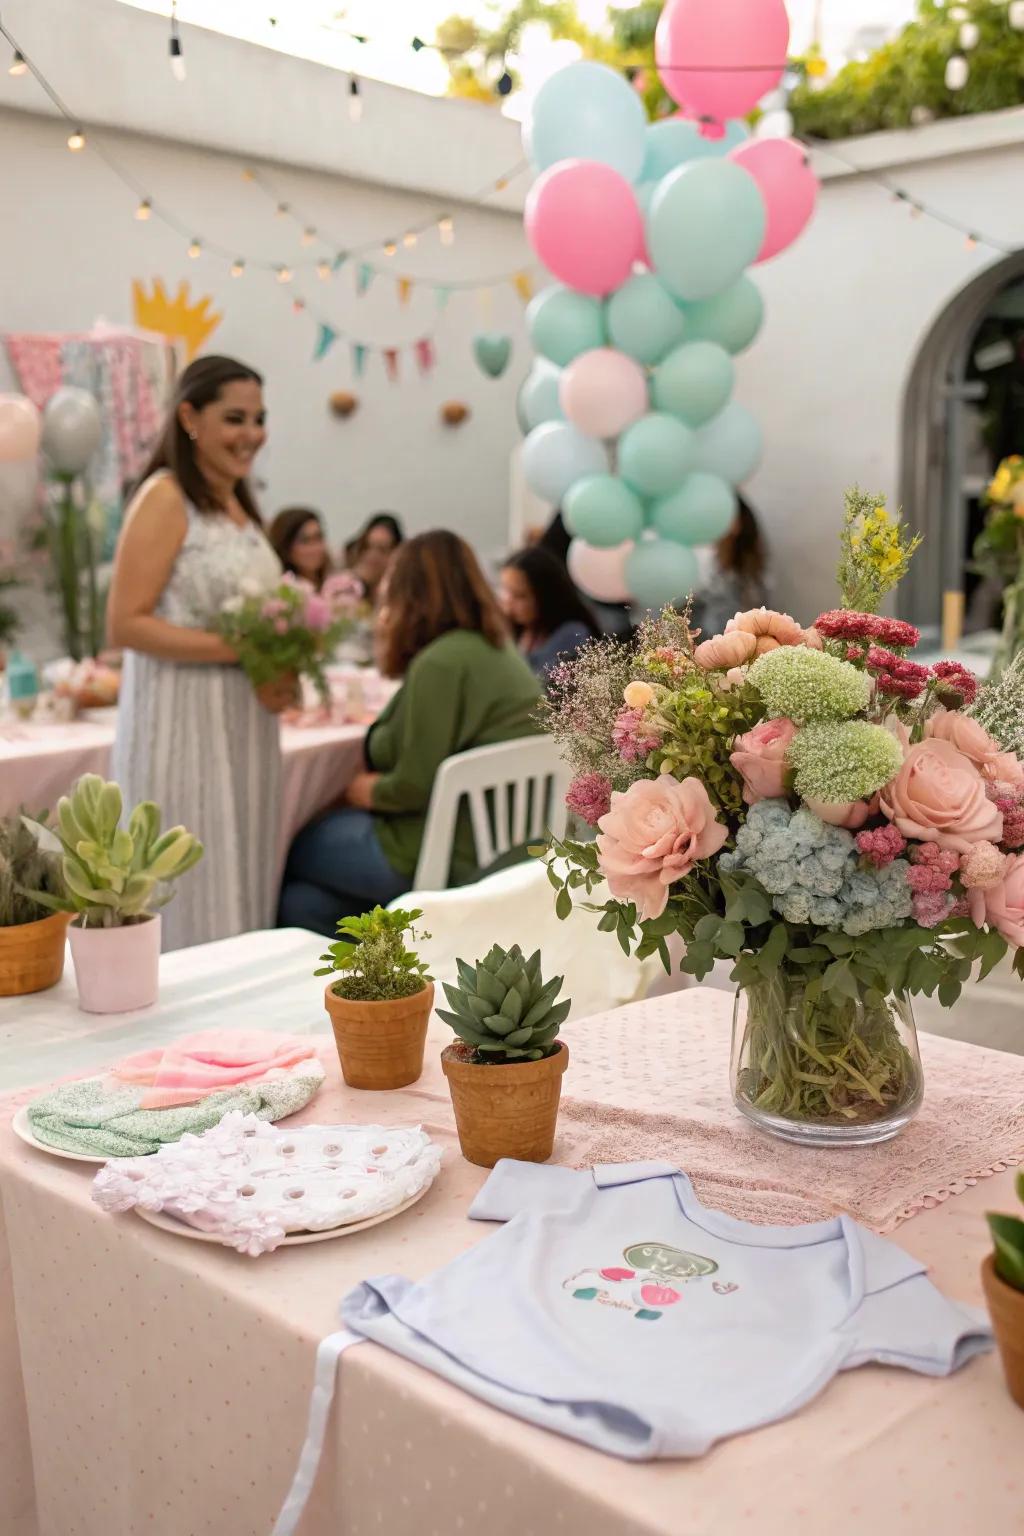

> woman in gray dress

[{"left": 108, "top": 355, "right": 291, "bottom": 951}]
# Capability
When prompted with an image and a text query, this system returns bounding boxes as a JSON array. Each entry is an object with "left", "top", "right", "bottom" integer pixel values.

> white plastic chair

[{"left": 412, "top": 736, "right": 572, "bottom": 892}]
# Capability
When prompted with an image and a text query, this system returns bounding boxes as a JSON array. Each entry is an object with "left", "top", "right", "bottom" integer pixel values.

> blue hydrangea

[{"left": 722, "top": 799, "right": 913, "bottom": 936}]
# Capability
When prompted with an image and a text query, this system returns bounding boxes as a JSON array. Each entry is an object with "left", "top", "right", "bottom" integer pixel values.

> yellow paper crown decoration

[{"left": 132, "top": 278, "right": 222, "bottom": 360}]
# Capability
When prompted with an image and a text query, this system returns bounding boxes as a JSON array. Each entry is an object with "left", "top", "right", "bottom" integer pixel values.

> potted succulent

[
  {"left": 438, "top": 944, "right": 571, "bottom": 1168},
  {"left": 30, "top": 774, "right": 203, "bottom": 1013},
  {"left": 983, "top": 1174, "right": 1024, "bottom": 1409},
  {"left": 316, "top": 906, "right": 433, "bottom": 1090},
  {"left": 0, "top": 812, "right": 69, "bottom": 997}
]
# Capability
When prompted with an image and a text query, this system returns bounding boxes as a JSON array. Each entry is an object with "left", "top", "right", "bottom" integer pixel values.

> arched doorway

[{"left": 900, "top": 248, "right": 1024, "bottom": 632}]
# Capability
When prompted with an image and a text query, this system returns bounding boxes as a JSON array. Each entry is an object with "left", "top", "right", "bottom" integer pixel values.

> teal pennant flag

[
  {"left": 356, "top": 262, "right": 374, "bottom": 295},
  {"left": 351, "top": 342, "right": 368, "bottom": 377},
  {"left": 313, "top": 323, "right": 339, "bottom": 361},
  {"left": 333, "top": 251, "right": 348, "bottom": 271},
  {"left": 434, "top": 286, "right": 451, "bottom": 311}
]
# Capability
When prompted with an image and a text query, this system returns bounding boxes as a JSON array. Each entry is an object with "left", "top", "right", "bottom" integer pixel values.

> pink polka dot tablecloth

[{"left": 1, "top": 971, "right": 1022, "bottom": 1536}]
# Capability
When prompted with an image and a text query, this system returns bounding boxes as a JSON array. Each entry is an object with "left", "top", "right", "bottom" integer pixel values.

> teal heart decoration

[{"left": 473, "top": 332, "right": 512, "bottom": 378}]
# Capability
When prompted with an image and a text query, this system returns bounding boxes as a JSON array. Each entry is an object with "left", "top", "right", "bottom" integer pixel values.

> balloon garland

[{"left": 517, "top": 0, "right": 818, "bottom": 610}]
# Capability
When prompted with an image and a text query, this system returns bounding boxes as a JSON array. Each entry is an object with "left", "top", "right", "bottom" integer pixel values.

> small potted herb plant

[
  {"left": 438, "top": 944, "right": 570, "bottom": 1168},
  {"left": 316, "top": 907, "right": 433, "bottom": 1090},
  {"left": 0, "top": 812, "right": 68, "bottom": 997},
  {"left": 30, "top": 774, "right": 203, "bottom": 1013},
  {"left": 983, "top": 1175, "right": 1024, "bottom": 1409}
]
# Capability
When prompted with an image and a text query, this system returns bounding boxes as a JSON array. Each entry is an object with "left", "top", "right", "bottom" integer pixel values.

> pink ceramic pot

[{"left": 68, "top": 914, "right": 161, "bottom": 1014}]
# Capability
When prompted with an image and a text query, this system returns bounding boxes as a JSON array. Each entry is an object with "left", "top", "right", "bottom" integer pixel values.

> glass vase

[{"left": 730, "top": 972, "right": 923, "bottom": 1147}]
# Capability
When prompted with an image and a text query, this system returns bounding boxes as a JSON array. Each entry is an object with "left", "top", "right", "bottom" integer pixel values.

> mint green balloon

[
  {"left": 619, "top": 413, "right": 694, "bottom": 498},
  {"left": 681, "top": 277, "right": 764, "bottom": 355},
  {"left": 648, "top": 160, "right": 766, "bottom": 302},
  {"left": 641, "top": 118, "right": 749, "bottom": 183},
  {"left": 650, "top": 473, "right": 737, "bottom": 546},
  {"left": 652, "top": 341, "right": 734, "bottom": 427},
  {"left": 625, "top": 538, "right": 699, "bottom": 609},
  {"left": 527, "top": 60, "right": 647, "bottom": 181},
  {"left": 518, "top": 359, "right": 564, "bottom": 432},
  {"left": 563, "top": 475, "right": 645, "bottom": 549},
  {"left": 606, "top": 274, "right": 687, "bottom": 366},
  {"left": 692, "top": 403, "right": 763, "bottom": 485},
  {"left": 526, "top": 285, "right": 605, "bottom": 367}
]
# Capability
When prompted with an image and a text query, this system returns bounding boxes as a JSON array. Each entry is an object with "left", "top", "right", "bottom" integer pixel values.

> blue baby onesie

[{"left": 340, "top": 1160, "right": 992, "bottom": 1460}]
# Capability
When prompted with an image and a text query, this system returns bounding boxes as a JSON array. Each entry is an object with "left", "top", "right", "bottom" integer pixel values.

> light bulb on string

[
  {"left": 301, "top": 227, "right": 316, "bottom": 246},
  {"left": 910, "top": 203, "right": 923, "bottom": 220},
  {"left": 292, "top": 298, "right": 305, "bottom": 314},
  {"left": 230, "top": 259, "right": 245, "bottom": 277},
  {"left": 9, "top": 50, "right": 28, "bottom": 77},
  {"left": 316, "top": 259, "right": 331, "bottom": 280},
  {"left": 349, "top": 77, "right": 363, "bottom": 122},
  {"left": 67, "top": 128, "right": 86, "bottom": 152},
  {"left": 276, "top": 202, "right": 289, "bottom": 218},
  {"left": 402, "top": 231, "right": 417, "bottom": 249},
  {"left": 438, "top": 215, "right": 454, "bottom": 245},
  {"left": 187, "top": 238, "right": 202, "bottom": 258},
  {"left": 135, "top": 198, "right": 152, "bottom": 221},
  {"left": 945, "top": 55, "right": 969, "bottom": 91},
  {"left": 965, "top": 233, "right": 978, "bottom": 251},
  {"left": 169, "top": 4, "right": 186, "bottom": 82},
  {"left": 1011, "top": 0, "right": 1024, "bottom": 30},
  {"left": 276, "top": 265, "right": 292, "bottom": 283},
  {"left": 383, "top": 240, "right": 397, "bottom": 257},
  {"left": 959, "top": 21, "right": 980, "bottom": 50}
]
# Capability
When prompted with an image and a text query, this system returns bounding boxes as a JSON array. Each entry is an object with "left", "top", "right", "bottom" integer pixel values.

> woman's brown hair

[
  {"left": 138, "top": 354, "right": 263, "bottom": 523},
  {"left": 269, "top": 506, "right": 330, "bottom": 585},
  {"left": 377, "top": 530, "right": 507, "bottom": 679}
]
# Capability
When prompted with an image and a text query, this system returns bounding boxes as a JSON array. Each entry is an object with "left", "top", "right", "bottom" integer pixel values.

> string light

[
  {"left": 402, "top": 231, "right": 418, "bottom": 249},
  {"left": 383, "top": 240, "right": 397, "bottom": 257},
  {"left": 292, "top": 298, "right": 305, "bottom": 314},
  {"left": 276, "top": 265, "right": 292, "bottom": 283},
  {"left": 8, "top": 49, "right": 27, "bottom": 76},
  {"left": 301, "top": 227, "right": 316, "bottom": 246},
  {"left": 945, "top": 54, "right": 969, "bottom": 91},
  {"left": 910, "top": 203, "right": 924, "bottom": 220},
  {"left": 187, "top": 238, "right": 202, "bottom": 258},
  {"left": 135, "top": 198, "right": 152, "bottom": 221},
  {"left": 67, "top": 128, "right": 86, "bottom": 151},
  {"left": 275, "top": 202, "right": 290, "bottom": 217},
  {"left": 348, "top": 77, "right": 363, "bottom": 123},
  {"left": 438, "top": 215, "right": 454, "bottom": 246},
  {"left": 230, "top": 258, "right": 245, "bottom": 277},
  {"left": 494, "top": 176, "right": 508, "bottom": 191},
  {"left": 965, "top": 233, "right": 979, "bottom": 251},
  {"left": 241, "top": 168, "right": 256, "bottom": 182},
  {"left": 169, "top": 2, "right": 186, "bottom": 82},
  {"left": 316, "top": 259, "right": 331, "bottom": 280}
]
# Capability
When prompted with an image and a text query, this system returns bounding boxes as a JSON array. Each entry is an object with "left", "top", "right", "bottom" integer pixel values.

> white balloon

[
  {"left": 520, "top": 421, "right": 609, "bottom": 506},
  {"left": 42, "top": 387, "right": 103, "bottom": 475}
]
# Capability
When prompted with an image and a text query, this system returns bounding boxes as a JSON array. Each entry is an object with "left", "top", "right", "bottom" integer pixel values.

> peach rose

[
  {"left": 924, "top": 708, "right": 1001, "bottom": 770},
  {"left": 725, "top": 607, "right": 814, "bottom": 656},
  {"left": 804, "top": 794, "right": 879, "bottom": 830},
  {"left": 981, "top": 751, "right": 1024, "bottom": 791},
  {"left": 802, "top": 626, "right": 824, "bottom": 651},
  {"left": 880, "top": 738, "right": 1004, "bottom": 853},
  {"left": 693, "top": 630, "right": 757, "bottom": 670},
  {"left": 623, "top": 680, "right": 654, "bottom": 710},
  {"left": 597, "top": 776, "right": 728, "bottom": 921},
  {"left": 967, "top": 852, "right": 1024, "bottom": 949},
  {"left": 730, "top": 718, "right": 797, "bottom": 804}
]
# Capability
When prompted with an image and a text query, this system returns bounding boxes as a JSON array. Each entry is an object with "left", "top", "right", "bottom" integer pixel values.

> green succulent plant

[
  {"left": 27, "top": 774, "right": 203, "bottom": 928},
  {"left": 1, "top": 811, "right": 64, "bottom": 926},
  {"left": 988, "top": 1172, "right": 1024, "bottom": 1293},
  {"left": 438, "top": 944, "right": 570, "bottom": 1063}
]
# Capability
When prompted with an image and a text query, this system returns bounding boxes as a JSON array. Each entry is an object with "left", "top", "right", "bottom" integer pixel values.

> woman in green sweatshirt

[{"left": 278, "top": 530, "right": 542, "bottom": 935}]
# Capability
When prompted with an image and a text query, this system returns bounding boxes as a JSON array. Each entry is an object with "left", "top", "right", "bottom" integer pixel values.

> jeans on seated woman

[{"left": 277, "top": 808, "right": 409, "bottom": 936}]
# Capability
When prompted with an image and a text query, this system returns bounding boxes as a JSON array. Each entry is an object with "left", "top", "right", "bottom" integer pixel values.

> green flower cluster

[
  {"left": 653, "top": 674, "right": 762, "bottom": 816},
  {"left": 789, "top": 721, "right": 903, "bottom": 805},
  {"left": 749, "top": 645, "right": 870, "bottom": 724}
]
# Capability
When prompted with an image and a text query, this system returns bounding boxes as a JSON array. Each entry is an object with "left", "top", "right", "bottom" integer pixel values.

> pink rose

[
  {"left": 261, "top": 597, "right": 287, "bottom": 620},
  {"left": 880, "top": 738, "right": 1004, "bottom": 853},
  {"left": 693, "top": 630, "right": 757, "bottom": 670},
  {"left": 981, "top": 752, "right": 1024, "bottom": 791},
  {"left": 303, "top": 594, "right": 332, "bottom": 633},
  {"left": 724, "top": 607, "right": 811, "bottom": 656},
  {"left": 924, "top": 708, "right": 1001, "bottom": 770},
  {"left": 967, "top": 853, "right": 1024, "bottom": 949},
  {"left": 597, "top": 776, "right": 728, "bottom": 922},
  {"left": 804, "top": 794, "right": 879, "bottom": 830},
  {"left": 730, "top": 718, "right": 797, "bottom": 804}
]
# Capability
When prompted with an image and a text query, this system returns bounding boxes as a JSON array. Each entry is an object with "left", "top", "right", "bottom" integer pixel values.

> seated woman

[
  {"left": 268, "top": 506, "right": 331, "bottom": 590},
  {"left": 690, "top": 497, "right": 772, "bottom": 640},
  {"left": 500, "top": 545, "right": 598, "bottom": 678},
  {"left": 344, "top": 512, "right": 404, "bottom": 604},
  {"left": 278, "top": 530, "right": 542, "bottom": 935}
]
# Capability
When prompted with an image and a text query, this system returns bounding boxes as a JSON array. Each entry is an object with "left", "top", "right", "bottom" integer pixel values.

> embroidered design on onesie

[{"left": 564, "top": 1242, "right": 729, "bottom": 1321}]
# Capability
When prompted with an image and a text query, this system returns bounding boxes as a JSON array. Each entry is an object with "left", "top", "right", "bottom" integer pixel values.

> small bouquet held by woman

[
  {"left": 542, "top": 488, "right": 1024, "bottom": 1146},
  {"left": 218, "top": 570, "right": 363, "bottom": 706}
]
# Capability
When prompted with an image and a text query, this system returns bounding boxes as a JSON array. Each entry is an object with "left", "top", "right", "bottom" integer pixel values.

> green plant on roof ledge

[{"left": 316, "top": 906, "right": 432, "bottom": 1002}]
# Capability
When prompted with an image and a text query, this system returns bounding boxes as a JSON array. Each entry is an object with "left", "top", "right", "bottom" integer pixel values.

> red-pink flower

[
  {"left": 565, "top": 773, "right": 612, "bottom": 827},
  {"left": 597, "top": 776, "right": 728, "bottom": 921},
  {"left": 729, "top": 718, "right": 797, "bottom": 804},
  {"left": 880, "top": 738, "right": 1004, "bottom": 853},
  {"left": 930, "top": 660, "right": 978, "bottom": 706},
  {"left": 856, "top": 825, "right": 907, "bottom": 867},
  {"left": 612, "top": 706, "right": 661, "bottom": 764},
  {"left": 967, "top": 852, "right": 1024, "bottom": 948},
  {"left": 303, "top": 593, "right": 332, "bottom": 633}
]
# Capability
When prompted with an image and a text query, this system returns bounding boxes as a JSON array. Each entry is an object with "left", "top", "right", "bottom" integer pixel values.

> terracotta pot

[
  {"left": 324, "top": 980, "right": 433, "bottom": 1090},
  {"left": 0, "top": 912, "right": 70, "bottom": 997},
  {"left": 982, "top": 1253, "right": 1024, "bottom": 1409},
  {"left": 441, "top": 1041, "right": 568, "bottom": 1169},
  {"left": 68, "top": 914, "right": 161, "bottom": 1014}
]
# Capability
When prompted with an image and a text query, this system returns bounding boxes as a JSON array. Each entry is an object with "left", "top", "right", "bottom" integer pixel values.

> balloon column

[{"left": 518, "top": 0, "right": 816, "bottom": 610}]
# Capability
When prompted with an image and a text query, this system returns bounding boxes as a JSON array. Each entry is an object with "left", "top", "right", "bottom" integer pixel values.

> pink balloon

[
  {"left": 559, "top": 349, "right": 649, "bottom": 439},
  {"left": 525, "top": 160, "right": 643, "bottom": 298},
  {"left": 567, "top": 537, "right": 634, "bottom": 602},
  {"left": 655, "top": 0, "right": 789, "bottom": 123},
  {"left": 0, "top": 394, "right": 41, "bottom": 464},
  {"left": 729, "top": 138, "right": 818, "bottom": 262}
]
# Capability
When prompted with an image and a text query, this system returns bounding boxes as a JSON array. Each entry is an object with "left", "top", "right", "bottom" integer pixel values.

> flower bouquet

[
  {"left": 541, "top": 488, "right": 1024, "bottom": 1146},
  {"left": 218, "top": 570, "right": 362, "bottom": 704},
  {"left": 976, "top": 455, "right": 1024, "bottom": 677}
]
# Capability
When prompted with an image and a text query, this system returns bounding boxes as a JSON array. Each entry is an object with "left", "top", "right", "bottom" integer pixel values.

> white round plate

[
  {"left": 133, "top": 1181, "right": 432, "bottom": 1249},
  {"left": 11, "top": 1105, "right": 111, "bottom": 1163}
]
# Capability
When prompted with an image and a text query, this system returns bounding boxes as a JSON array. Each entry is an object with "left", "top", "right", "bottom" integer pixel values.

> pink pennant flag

[
  {"left": 414, "top": 338, "right": 435, "bottom": 376},
  {"left": 382, "top": 347, "right": 400, "bottom": 383}
]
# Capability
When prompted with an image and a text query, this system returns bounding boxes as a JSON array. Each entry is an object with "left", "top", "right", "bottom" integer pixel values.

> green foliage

[
  {"left": 0, "top": 812, "right": 64, "bottom": 927},
  {"left": 973, "top": 649, "right": 1024, "bottom": 755},
  {"left": 438, "top": 943, "right": 570, "bottom": 1062},
  {"left": 437, "top": 1, "right": 648, "bottom": 100},
  {"left": 316, "top": 906, "right": 432, "bottom": 1002},
  {"left": 836, "top": 488, "right": 922, "bottom": 616},
  {"left": 988, "top": 1172, "right": 1024, "bottom": 1292},
  {"left": 649, "top": 674, "right": 763, "bottom": 816},
  {"left": 27, "top": 774, "right": 203, "bottom": 929}
]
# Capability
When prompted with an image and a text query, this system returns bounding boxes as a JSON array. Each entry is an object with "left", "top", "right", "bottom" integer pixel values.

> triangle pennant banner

[
  {"left": 397, "top": 277, "right": 413, "bottom": 306},
  {"left": 382, "top": 347, "right": 400, "bottom": 383},
  {"left": 414, "top": 338, "right": 435, "bottom": 376},
  {"left": 313, "top": 322, "right": 339, "bottom": 361},
  {"left": 333, "top": 251, "right": 349, "bottom": 272},
  {"left": 356, "top": 262, "right": 374, "bottom": 296},
  {"left": 512, "top": 270, "right": 533, "bottom": 304},
  {"left": 434, "top": 286, "right": 451, "bottom": 312},
  {"left": 351, "top": 342, "right": 368, "bottom": 377}
]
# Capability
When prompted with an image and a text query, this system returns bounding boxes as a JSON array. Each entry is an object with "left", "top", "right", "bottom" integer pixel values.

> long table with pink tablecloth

[{"left": 1, "top": 929, "right": 1022, "bottom": 1536}]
